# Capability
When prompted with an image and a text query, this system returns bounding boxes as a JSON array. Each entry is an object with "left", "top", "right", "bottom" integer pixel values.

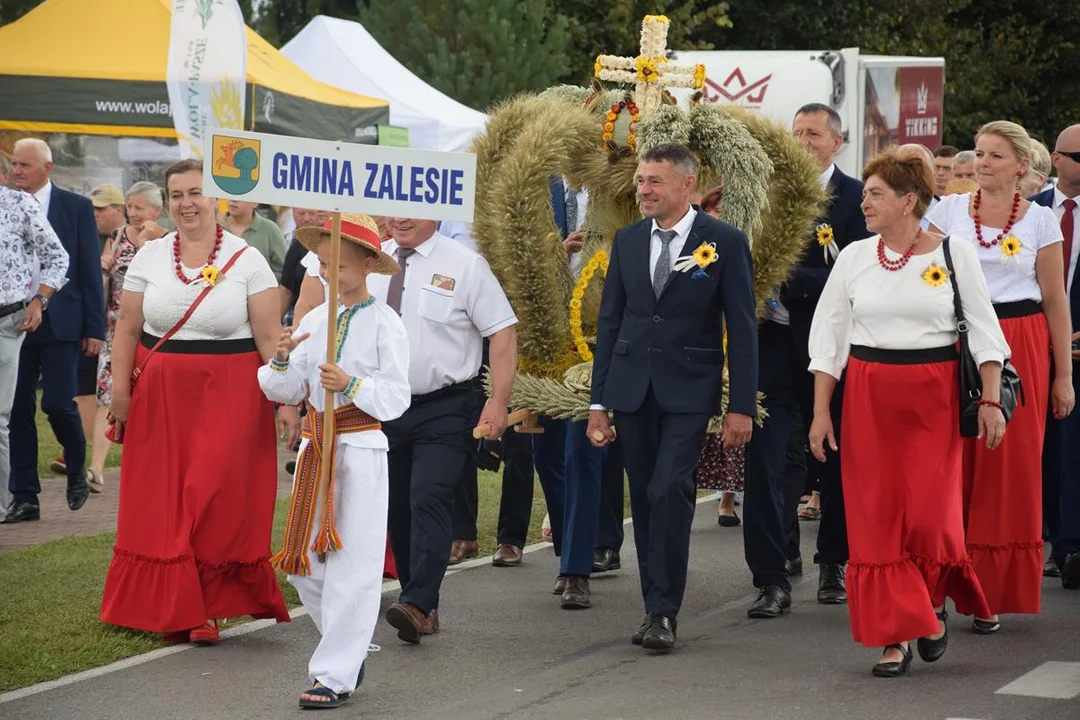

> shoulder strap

[
  {"left": 135, "top": 245, "right": 251, "bottom": 375},
  {"left": 940, "top": 236, "right": 968, "bottom": 334}
]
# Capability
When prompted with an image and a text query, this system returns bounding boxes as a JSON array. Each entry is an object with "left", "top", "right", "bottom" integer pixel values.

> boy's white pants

[{"left": 288, "top": 441, "right": 388, "bottom": 695}]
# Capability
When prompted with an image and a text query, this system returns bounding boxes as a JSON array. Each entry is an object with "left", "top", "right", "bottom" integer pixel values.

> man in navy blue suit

[
  {"left": 589, "top": 144, "right": 758, "bottom": 650},
  {"left": 751, "top": 104, "right": 869, "bottom": 617},
  {"left": 1036, "top": 124, "right": 1080, "bottom": 586},
  {"left": 2, "top": 138, "right": 105, "bottom": 523}
]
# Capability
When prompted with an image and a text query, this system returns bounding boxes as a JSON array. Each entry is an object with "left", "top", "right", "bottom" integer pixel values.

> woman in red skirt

[
  {"left": 810, "top": 149, "right": 1009, "bottom": 677},
  {"left": 929, "top": 121, "right": 1075, "bottom": 632},
  {"left": 100, "top": 159, "right": 290, "bottom": 643}
]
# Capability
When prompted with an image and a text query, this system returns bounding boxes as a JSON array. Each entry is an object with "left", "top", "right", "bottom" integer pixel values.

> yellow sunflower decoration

[
  {"left": 201, "top": 265, "right": 221, "bottom": 287},
  {"left": 816, "top": 223, "right": 834, "bottom": 247},
  {"left": 693, "top": 242, "right": 718, "bottom": 268},
  {"left": 922, "top": 263, "right": 948, "bottom": 288},
  {"left": 635, "top": 55, "right": 665, "bottom": 83},
  {"left": 570, "top": 250, "right": 610, "bottom": 361},
  {"left": 1001, "top": 236, "right": 1022, "bottom": 257}
]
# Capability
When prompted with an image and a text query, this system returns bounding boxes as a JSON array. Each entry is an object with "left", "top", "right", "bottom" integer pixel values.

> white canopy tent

[{"left": 281, "top": 16, "right": 487, "bottom": 152}]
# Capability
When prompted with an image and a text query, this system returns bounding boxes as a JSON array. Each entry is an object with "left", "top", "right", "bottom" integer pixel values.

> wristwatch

[{"left": 31, "top": 293, "right": 49, "bottom": 310}]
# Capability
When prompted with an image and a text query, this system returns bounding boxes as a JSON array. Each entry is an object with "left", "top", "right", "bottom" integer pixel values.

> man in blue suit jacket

[
  {"left": 589, "top": 144, "right": 758, "bottom": 650},
  {"left": 1036, "top": 123, "right": 1080, "bottom": 586},
  {"left": 3, "top": 139, "right": 105, "bottom": 523}
]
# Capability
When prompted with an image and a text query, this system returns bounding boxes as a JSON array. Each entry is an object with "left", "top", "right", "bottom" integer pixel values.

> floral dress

[
  {"left": 96, "top": 228, "right": 139, "bottom": 406},
  {"left": 695, "top": 433, "right": 745, "bottom": 492}
]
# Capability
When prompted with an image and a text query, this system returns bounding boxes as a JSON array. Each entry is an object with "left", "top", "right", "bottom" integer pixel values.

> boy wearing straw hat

[{"left": 258, "top": 212, "right": 411, "bottom": 709}]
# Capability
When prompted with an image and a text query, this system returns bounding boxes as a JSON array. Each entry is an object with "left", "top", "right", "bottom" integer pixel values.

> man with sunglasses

[{"left": 1035, "top": 124, "right": 1080, "bottom": 586}]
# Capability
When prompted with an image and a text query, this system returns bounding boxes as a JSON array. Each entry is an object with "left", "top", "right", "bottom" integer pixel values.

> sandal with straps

[{"left": 299, "top": 684, "right": 350, "bottom": 710}]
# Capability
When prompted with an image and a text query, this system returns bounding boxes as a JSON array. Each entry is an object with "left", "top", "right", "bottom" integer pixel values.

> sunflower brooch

[
  {"left": 921, "top": 263, "right": 948, "bottom": 288},
  {"left": 674, "top": 241, "right": 719, "bottom": 279},
  {"left": 201, "top": 265, "right": 221, "bottom": 287},
  {"left": 1000, "top": 235, "right": 1022, "bottom": 267},
  {"left": 817, "top": 223, "right": 839, "bottom": 264}
]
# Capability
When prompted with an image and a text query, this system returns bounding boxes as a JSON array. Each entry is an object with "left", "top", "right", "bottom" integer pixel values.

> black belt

[
  {"left": 0, "top": 300, "right": 27, "bottom": 319},
  {"left": 993, "top": 300, "right": 1042, "bottom": 319},
  {"left": 141, "top": 333, "right": 258, "bottom": 355},
  {"left": 850, "top": 344, "right": 958, "bottom": 365},
  {"left": 411, "top": 379, "right": 474, "bottom": 405}
]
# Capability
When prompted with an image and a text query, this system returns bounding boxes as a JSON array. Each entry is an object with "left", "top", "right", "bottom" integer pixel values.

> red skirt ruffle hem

[
  {"left": 842, "top": 356, "right": 990, "bottom": 648},
  {"left": 959, "top": 312, "right": 1049, "bottom": 616},
  {"left": 100, "top": 342, "right": 290, "bottom": 633}
]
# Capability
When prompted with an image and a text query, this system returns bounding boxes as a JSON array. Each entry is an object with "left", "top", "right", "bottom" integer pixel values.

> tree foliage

[{"left": 358, "top": 0, "right": 571, "bottom": 113}]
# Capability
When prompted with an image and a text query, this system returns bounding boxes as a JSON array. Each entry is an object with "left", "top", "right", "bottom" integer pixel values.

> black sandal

[
  {"left": 872, "top": 643, "right": 912, "bottom": 678},
  {"left": 299, "top": 685, "right": 350, "bottom": 710}
]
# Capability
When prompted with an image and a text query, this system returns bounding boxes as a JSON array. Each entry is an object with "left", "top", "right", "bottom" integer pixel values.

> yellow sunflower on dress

[
  {"left": 922, "top": 263, "right": 948, "bottom": 288},
  {"left": 1001, "top": 236, "right": 1022, "bottom": 257},
  {"left": 201, "top": 265, "right": 221, "bottom": 287}
]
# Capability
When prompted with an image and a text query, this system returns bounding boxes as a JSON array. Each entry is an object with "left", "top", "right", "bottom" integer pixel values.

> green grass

[{"left": 0, "top": 470, "right": 576, "bottom": 692}]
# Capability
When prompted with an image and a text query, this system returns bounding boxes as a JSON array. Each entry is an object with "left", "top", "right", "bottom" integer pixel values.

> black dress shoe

[
  {"left": 560, "top": 576, "right": 591, "bottom": 609},
  {"left": 872, "top": 643, "right": 912, "bottom": 678},
  {"left": 1, "top": 501, "right": 41, "bottom": 524},
  {"left": 631, "top": 615, "right": 651, "bottom": 645},
  {"left": 747, "top": 585, "right": 791, "bottom": 618},
  {"left": 641, "top": 615, "right": 677, "bottom": 651},
  {"left": 1062, "top": 553, "right": 1080, "bottom": 590},
  {"left": 717, "top": 511, "right": 741, "bottom": 527},
  {"left": 786, "top": 556, "right": 803, "bottom": 576},
  {"left": 1044, "top": 559, "right": 1062, "bottom": 578},
  {"left": 917, "top": 609, "right": 948, "bottom": 663},
  {"left": 817, "top": 563, "right": 847, "bottom": 604},
  {"left": 972, "top": 617, "right": 1001, "bottom": 634},
  {"left": 67, "top": 476, "right": 90, "bottom": 511},
  {"left": 592, "top": 547, "right": 621, "bottom": 573},
  {"left": 553, "top": 575, "right": 568, "bottom": 595}
]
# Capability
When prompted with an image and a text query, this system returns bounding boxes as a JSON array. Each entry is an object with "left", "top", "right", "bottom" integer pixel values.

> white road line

[
  {"left": 0, "top": 494, "right": 722, "bottom": 704},
  {"left": 995, "top": 661, "right": 1080, "bottom": 699}
]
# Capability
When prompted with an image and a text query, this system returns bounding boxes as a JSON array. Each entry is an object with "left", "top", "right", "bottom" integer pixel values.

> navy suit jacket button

[{"left": 653, "top": 315, "right": 661, "bottom": 323}]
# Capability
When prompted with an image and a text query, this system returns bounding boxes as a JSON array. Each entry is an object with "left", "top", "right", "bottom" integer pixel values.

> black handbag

[{"left": 941, "top": 236, "right": 1024, "bottom": 438}]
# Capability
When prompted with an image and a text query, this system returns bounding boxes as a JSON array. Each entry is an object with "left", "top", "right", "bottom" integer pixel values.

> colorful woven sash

[{"left": 270, "top": 402, "right": 381, "bottom": 576}]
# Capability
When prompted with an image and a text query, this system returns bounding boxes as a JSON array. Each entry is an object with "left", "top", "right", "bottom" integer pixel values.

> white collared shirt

[
  {"left": 649, "top": 205, "right": 697, "bottom": 278},
  {"left": 32, "top": 181, "right": 53, "bottom": 217},
  {"left": 1052, "top": 187, "right": 1080, "bottom": 295},
  {"left": 367, "top": 231, "right": 517, "bottom": 396}
]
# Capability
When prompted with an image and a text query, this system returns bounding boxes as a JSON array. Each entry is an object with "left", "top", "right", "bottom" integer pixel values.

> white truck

[{"left": 671, "top": 48, "right": 946, "bottom": 178}]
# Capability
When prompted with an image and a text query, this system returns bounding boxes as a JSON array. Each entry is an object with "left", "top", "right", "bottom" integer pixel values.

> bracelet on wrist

[
  {"left": 269, "top": 357, "right": 289, "bottom": 372},
  {"left": 978, "top": 399, "right": 1003, "bottom": 411}
]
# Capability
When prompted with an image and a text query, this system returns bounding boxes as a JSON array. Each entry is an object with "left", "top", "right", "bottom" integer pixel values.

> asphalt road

[{"left": 2, "top": 502, "right": 1078, "bottom": 720}]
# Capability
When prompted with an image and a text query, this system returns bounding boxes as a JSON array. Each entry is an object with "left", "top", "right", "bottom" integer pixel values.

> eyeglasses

[{"left": 1056, "top": 150, "right": 1080, "bottom": 163}]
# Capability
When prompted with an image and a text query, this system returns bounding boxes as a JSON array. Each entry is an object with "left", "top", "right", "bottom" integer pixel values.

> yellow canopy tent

[{"left": 0, "top": 0, "right": 389, "bottom": 140}]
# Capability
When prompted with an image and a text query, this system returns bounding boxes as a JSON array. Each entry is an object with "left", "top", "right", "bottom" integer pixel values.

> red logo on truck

[
  {"left": 704, "top": 69, "right": 773, "bottom": 105},
  {"left": 896, "top": 66, "right": 944, "bottom": 149}
]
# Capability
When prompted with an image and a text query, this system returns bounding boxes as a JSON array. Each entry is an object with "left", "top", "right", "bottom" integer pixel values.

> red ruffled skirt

[
  {"left": 842, "top": 355, "right": 990, "bottom": 647},
  {"left": 100, "top": 340, "right": 290, "bottom": 633},
  {"left": 960, "top": 312, "right": 1049, "bottom": 616}
]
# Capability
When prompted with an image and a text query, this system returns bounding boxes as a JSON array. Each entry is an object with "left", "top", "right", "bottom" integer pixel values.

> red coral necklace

[
  {"left": 973, "top": 189, "right": 1021, "bottom": 248},
  {"left": 173, "top": 225, "right": 223, "bottom": 285},
  {"left": 877, "top": 229, "right": 921, "bottom": 272}
]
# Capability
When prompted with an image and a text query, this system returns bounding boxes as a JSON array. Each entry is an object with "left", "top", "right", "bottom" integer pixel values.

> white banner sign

[
  {"left": 204, "top": 129, "right": 477, "bottom": 223},
  {"left": 166, "top": 0, "right": 247, "bottom": 159}
]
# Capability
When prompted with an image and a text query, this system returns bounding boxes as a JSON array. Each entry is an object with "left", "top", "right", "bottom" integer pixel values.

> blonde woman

[
  {"left": 1021, "top": 139, "right": 1052, "bottom": 198},
  {"left": 928, "top": 121, "right": 1075, "bottom": 632},
  {"left": 88, "top": 182, "right": 166, "bottom": 491}
]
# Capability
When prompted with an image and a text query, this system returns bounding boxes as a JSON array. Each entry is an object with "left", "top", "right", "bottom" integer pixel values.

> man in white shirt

[{"left": 369, "top": 217, "right": 518, "bottom": 643}]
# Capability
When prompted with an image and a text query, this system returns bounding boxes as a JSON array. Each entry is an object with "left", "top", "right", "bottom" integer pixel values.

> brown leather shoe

[
  {"left": 553, "top": 575, "right": 568, "bottom": 595},
  {"left": 426, "top": 608, "right": 440, "bottom": 634},
  {"left": 492, "top": 543, "right": 523, "bottom": 567},
  {"left": 386, "top": 602, "right": 431, "bottom": 644},
  {"left": 561, "top": 576, "right": 591, "bottom": 609},
  {"left": 448, "top": 540, "right": 479, "bottom": 566}
]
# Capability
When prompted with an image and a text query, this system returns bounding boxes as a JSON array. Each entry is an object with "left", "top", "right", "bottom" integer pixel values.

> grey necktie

[
  {"left": 564, "top": 186, "right": 578, "bottom": 235},
  {"left": 386, "top": 248, "right": 415, "bottom": 315},
  {"left": 652, "top": 229, "right": 678, "bottom": 298}
]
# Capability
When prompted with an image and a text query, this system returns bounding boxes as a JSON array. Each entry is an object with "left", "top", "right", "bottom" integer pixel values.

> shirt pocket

[{"left": 418, "top": 284, "right": 455, "bottom": 324}]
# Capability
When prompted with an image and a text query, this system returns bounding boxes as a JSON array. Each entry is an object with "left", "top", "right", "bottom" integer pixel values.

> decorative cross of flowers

[{"left": 593, "top": 15, "right": 705, "bottom": 116}]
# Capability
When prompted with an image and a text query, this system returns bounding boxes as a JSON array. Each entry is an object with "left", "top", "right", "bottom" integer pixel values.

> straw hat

[{"left": 295, "top": 212, "right": 399, "bottom": 275}]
